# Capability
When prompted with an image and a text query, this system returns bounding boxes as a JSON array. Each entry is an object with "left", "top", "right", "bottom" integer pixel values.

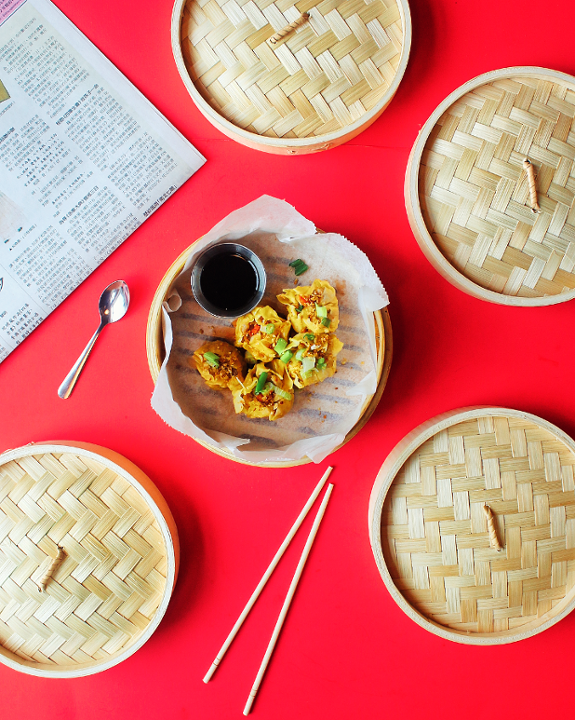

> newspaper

[{"left": 0, "top": 0, "right": 205, "bottom": 363}]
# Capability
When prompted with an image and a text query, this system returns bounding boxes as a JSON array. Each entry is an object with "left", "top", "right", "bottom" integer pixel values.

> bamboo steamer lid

[
  {"left": 0, "top": 442, "right": 179, "bottom": 676},
  {"left": 406, "top": 67, "right": 575, "bottom": 305},
  {"left": 171, "top": 0, "right": 411, "bottom": 154},
  {"left": 369, "top": 407, "right": 575, "bottom": 644},
  {"left": 146, "top": 240, "right": 393, "bottom": 467}
]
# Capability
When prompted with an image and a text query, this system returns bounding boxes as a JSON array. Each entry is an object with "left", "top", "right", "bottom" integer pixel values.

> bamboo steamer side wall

[
  {"left": 146, "top": 239, "right": 393, "bottom": 467},
  {"left": 405, "top": 67, "right": 575, "bottom": 306},
  {"left": 369, "top": 407, "right": 575, "bottom": 644},
  {"left": 0, "top": 443, "right": 179, "bottom": 677},
  {"left": 171, "top": 0, "right": 411, "bottom": 154}
]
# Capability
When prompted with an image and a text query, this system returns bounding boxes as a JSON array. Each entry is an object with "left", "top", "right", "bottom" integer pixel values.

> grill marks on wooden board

[{"left": 167, "top": 234, "right": 377, "bottom": 452}]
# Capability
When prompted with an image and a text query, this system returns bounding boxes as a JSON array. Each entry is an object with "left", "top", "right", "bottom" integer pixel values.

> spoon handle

[{"left": 57, "top": 322, "right": 105, "bottom": 399}]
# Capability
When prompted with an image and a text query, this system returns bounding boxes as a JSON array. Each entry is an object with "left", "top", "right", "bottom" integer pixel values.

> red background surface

[{"left": 2, "top": 0, "right": 575, "bottom": 717}]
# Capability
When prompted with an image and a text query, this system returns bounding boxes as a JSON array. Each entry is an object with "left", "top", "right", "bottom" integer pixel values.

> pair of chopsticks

[{"left": 204, "top": 466, "right": 334, "bottom": 715}]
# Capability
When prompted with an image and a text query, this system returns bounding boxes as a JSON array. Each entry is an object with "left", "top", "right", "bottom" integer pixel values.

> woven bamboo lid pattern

[
  {"left": 369, "top": 408, "right": 575, "bottom": 644},
  {"left": 172, "top": 0, "right": 411, "bottom": 154},
  {"left": 406, "top": 67, "right": 575, "bottom": 305},
  {"left": 0, "top": 443, "right": 178, "bottom": 676}
]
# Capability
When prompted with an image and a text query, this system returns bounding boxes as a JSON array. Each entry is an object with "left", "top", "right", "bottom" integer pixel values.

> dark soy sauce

[{"left": 199, "top": 251, "right": 258, "bottom": 312}]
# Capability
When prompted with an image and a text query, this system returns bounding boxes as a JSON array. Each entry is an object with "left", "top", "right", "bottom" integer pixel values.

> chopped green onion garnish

[
  {"left": 315, "top": 304, "right": 328, "bottom": 318},
  {"left": 295, "top": 348, "right": 306, "bottom": 361},
  {"left": 302, "top": 356, "right": 316, "bottom": 373},
  {"left": 289, "top": 258, "right": 308, "bottom": 276},
  {"left": 271, "top": 384, "right": 292, "bottom": 401},
  {"left": 263, "top": 323, "right": 275, "bottom": 334},
  {"left": 255, "top": 371, "right": 268, "bottom": 394},
  {"left": 317, "top": 357, "right": 326, "bottom": 370},
  {"left": 321, "top": 317, "right": 332, "bottom": 328},
  {"left": 304, "top": 333, "right": 315, "bottom": 342},
  {"left": 274, "top": 337, "right": 288, "bottom": 354},
  {"left": 296, "top": 304, "right": 304, "bottom": 313},
  {"left": 261, "top": 382, "right": 274, "bottom": 395},
  {"left": 280, "top": 350, "right": 294, "bottom": 364},
  {"left": 204, "top": 352, "right": 220, "bottom": 368}
]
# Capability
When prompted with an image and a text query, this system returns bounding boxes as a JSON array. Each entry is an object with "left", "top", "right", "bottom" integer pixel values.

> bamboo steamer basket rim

[
  {"left": 171, "top": 0, "right": 412, "bottom": 154},
  {"left": 146, "top": 237, "right": 393, "bottom": 467},
  {"left": 405, "top": 66, "right": 575, "bottom": 306},
  {"left": 369, "top": 406, "right": 575, "bottom": 644},
  {"left": 0, "top": 441, "right": 179, "bottom": 677}
]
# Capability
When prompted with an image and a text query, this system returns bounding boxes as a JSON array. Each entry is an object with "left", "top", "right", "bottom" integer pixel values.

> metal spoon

[{"left": 58, "top": 280, "right": 130, "bottom": 399}]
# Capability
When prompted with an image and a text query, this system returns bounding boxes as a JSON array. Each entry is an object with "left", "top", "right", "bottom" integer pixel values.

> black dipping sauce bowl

[{"left": 191, "top": 243, "right": 266, "bottom": 319}]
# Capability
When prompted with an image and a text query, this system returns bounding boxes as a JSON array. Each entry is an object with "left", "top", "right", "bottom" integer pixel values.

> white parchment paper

[{"left": 151, "top": 196, "right": 388, "bottom": 463}]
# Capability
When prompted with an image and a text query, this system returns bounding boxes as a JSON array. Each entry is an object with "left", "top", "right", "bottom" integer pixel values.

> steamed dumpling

[
  {"left": 284, "top": 332, "right": 344, "bottom": 388},
  {"left": 192, "top": 340, "right": 246, "bottom": 390},
  {"left": 277, "top": 279, "right": 339, "bottom": 334},
  {"left": 229, "top": 360, "right": 294, "bottom": 421},
  {"left": 234, "top": 306, "right": 291, "bottom": 362}
]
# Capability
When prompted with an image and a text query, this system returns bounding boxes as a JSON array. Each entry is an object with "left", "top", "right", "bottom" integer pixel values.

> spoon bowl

[
  {"left": 58, "top": 280, "right": 130, "bottom": 399},
  {"left": 99, "top": 280, "right": 130, "bottom": 323}
]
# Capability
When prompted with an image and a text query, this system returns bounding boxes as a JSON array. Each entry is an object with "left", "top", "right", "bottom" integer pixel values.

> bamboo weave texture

[
  {"left": 180, "top": 0, "right": 404, "bottom": 139},
  {"left": 420, "top": 76, "right": 575, "bottom": 298},
  {"left": 382, "top": 416, "right": 575, "bottom": 635},
  {"left": 0, "top": 452, "right": 168, "bottom": 667}
]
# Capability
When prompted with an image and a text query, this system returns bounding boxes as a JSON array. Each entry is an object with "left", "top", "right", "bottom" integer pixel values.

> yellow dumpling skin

[
  {"left": 285, "top": 332, "right": 344, "bottom": 389},
  {"left": 191, "top": 340, "right": 246, "bottom": 390},
  {"left": 277, "top": 279, "right": 339, "bottom": 334},
  {"left": 234, "top": 306, "right": 291, "bottom": 362},
  {"left": 230, "top": 360, "right": 294, "bottom": 421}
]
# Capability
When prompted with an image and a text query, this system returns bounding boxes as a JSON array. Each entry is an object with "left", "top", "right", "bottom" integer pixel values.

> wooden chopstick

[
  {"left": 203, "top": 466, "right": 333, "bottom": 683},
  {"left": 243, "top": 482, "right": 334, "bottom": 715}
]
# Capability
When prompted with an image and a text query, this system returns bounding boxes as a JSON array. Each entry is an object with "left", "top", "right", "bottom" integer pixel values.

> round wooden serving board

[
  {"left": 406, "top": 67, "right": 575, "bottom": 305},
  {"left": 369, "top": 407, "right": 575, "bottom": 644},
  {"left": 171, "top": 0, "right": 411, "bottom": 154},
  {"left": 146, "top": 240, "right": 392, "bottom": 467},
  {"left": 0, "top": 442, "right": 179, "bottom": 677}
]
